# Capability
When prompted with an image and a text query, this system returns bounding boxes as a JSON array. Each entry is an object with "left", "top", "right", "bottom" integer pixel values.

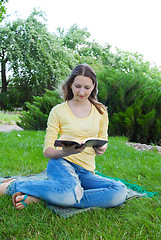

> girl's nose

[{"left": 79, "top": 88, "right": 85, "bottom": 94}]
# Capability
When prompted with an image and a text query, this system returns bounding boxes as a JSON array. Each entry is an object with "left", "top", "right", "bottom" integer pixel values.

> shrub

[
  {"left": 0, "top": 92, "right": 9, "bottom": 110},
  {"left": 17, "top": 89, "right": 63, "bottom": 130},
  {"left": 97, "top": 66, "right": 161, "bottom": 145},
  {"left": 110, "top": 103, "right": 161, "bottom": 144}
]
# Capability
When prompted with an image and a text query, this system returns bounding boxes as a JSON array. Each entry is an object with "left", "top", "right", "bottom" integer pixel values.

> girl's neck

[
  {"left": 69, "top": 98, "right": 91, "bottom": 107},
  {"left": 67, "top": 99, "right": 92, "bottom": 118}
]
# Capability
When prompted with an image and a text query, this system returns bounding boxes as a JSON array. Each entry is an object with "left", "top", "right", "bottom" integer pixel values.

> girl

[{"left": 0, "top": 64, "right": 127, "bottom": 210}]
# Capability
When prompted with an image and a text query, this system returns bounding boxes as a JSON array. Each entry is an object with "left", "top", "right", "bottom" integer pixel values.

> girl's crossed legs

[
  {"left": 6, "top": 158, "right": 127, "bottom": 209},
  {"left": 68, "top": 161, "right": 127, "bottom": 208}
]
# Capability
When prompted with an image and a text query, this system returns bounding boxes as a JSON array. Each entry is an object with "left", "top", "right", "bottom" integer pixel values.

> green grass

[
  {"left": 0, "top": 111, "right": 20, "bottom": 125},
  {"left": 0, "top": 131, "right": 161, "bottom": 239}
]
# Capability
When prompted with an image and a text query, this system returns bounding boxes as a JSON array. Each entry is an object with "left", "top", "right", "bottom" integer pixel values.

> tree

[
  {"left": 10, "top": 10, "right": 76, "bottom": 95},
  {"left": 0, "top": 0, "right": 8, "bottom": 22},
  {"left": 0, "top": 24, "right": 17, "bottom": 109},
  {"left": 0, "top": 10, "right": 78, "bottom": 109},
  {"left": 57, "top": 24, "right": 90, "bottom": 50},
  {"left": 0, "top": 25, "right": 16, "bottom": 93}
]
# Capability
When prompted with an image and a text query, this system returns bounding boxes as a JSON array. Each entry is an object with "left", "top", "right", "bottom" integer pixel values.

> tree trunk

[
  {"left": 1, "top": 49, "right": 8, "bottom": 92},
  {"left": 1, "top": 60, "right": 7, "bottom": 92},
  {"left": 0, "top": 49, "right": 8, "bottom": 109}
]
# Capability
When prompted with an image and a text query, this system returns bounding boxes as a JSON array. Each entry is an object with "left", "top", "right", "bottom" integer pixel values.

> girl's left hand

[{"left": 94, "top": 144, "right": 107, "bottom": 156}]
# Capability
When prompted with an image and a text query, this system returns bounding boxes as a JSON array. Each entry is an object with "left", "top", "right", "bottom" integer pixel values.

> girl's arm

[
  {"left": 95, "top": 110, "right": 108, "bottom": 156},
  {"left": 44, "top": 145, "right": 85, "bottom": 159}
]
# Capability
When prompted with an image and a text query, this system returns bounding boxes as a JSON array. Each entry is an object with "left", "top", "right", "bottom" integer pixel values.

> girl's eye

[{"left": 74, "top": 85, "right": 91, "bottom": 89}]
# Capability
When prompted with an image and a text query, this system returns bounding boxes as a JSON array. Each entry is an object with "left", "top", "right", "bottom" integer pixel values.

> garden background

[
  {"left": 0, "top": 2, "right": 161, "bottom": 239},
  {"left": 1, "top": 8, "right": 161, "bottom": 145}
]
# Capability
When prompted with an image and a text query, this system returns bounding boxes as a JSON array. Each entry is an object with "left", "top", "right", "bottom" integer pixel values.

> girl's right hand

[{"left": 61, "top": 144, "right": 85, "bottom": 155}]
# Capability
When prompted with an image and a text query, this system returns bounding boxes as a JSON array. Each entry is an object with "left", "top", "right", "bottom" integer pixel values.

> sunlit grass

[
  {"left": 0, "top": 131, "right": 161, "bottom": 239},
  {"left": 0, "top": 111, "right": 20, "bottom": 125},
  {"left": 0, "top": 131, "right": 47, "bottom": 176}
]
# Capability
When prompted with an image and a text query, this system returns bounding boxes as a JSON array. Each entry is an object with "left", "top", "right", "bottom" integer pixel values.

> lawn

[
  {"left": 0, "top": 129, "right": 161, "bottom": 239},
  {"left": 0, "top": 111, "right": 20, "bottom": 125}
]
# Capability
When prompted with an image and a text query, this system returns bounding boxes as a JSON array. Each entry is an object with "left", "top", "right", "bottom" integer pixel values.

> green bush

[
  {"left": 110, "top": 103, "right": 160, "bottom": 144},
  {"left": 97, "top": 66, "right": 161, "bottom": 145},
  {"left": 0, "top": 92, "right": 9, "bottom": 110},
  {"left": 17, "top": 55, "right": 161, "bottom": 145},
  {"left": 17, "top": 89, "right": 63, "bottom": 130}
]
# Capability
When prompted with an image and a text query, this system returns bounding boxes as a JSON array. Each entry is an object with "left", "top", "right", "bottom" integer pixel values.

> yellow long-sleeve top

[{"left": 44, "top": 101, "right": 108, "bottom": 172}]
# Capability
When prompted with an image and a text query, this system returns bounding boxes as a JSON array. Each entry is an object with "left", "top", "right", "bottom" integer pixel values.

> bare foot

[
  {"left": 0, "top": 179, "right": 16, "bottom": 195},
  {"left": 12, "top": 192, "right": 40, "bottom": 210}
]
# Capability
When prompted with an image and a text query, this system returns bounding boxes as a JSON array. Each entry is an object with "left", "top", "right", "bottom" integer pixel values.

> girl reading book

[{"left": 0, "top": 64, "right": 127, "bottom": 210}]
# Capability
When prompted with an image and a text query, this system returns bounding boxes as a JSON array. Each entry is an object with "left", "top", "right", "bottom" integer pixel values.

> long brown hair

[{"left": 62, "top": 64, "right": 106, "bottom": 114}]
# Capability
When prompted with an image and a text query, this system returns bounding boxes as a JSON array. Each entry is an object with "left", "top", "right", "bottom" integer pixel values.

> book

[{"left": 54, "top": 136, "right": 108, "bottom": 149}]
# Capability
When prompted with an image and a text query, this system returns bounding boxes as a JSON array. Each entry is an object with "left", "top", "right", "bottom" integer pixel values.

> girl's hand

[
  {"left": 62, "top": 144, "right": 85, "bottom": 155},
  {"left": 94, "top": 144, "right": 107, "bottom": 156}
]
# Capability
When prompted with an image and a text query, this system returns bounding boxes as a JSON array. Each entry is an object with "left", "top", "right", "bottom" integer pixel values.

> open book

[{"left": 54, "top": 136, "right": 108, "bottom": 149}]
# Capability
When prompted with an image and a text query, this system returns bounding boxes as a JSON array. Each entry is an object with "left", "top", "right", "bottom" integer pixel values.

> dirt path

[{"left": 0, "top": 124, "right": 23, "bottom": 132}]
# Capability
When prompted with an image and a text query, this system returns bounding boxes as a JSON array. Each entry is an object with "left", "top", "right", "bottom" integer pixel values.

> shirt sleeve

[
  {"left": 43, "top": 106, "right": 60, "bottom": 152},
  {"left": 98, "top": 109, "right": 109, "bottom": 140}
]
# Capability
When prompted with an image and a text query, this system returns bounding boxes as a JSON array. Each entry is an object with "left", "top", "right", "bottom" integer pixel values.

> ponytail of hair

[{"left": 88, "top": 97, "right": 107, "bottom": 114}]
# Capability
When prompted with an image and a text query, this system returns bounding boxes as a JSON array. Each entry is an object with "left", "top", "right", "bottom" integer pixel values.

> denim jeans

[{"left": 10, "top": 158, "right": 127, "bottom": 208}]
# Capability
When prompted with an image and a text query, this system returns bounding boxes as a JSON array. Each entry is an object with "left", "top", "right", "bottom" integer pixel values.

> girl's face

[{"left": 71, "top": 75, "right": 95, "bottom": 102}]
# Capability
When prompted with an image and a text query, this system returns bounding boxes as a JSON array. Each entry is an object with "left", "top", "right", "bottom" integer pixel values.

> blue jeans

[{"left": 10, "top": 158, "right": 127, "bottom": 208}]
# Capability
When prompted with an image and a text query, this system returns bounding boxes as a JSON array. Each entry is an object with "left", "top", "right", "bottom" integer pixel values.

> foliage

[
  {"left": 57, "top": 24, "right": 115, "bottom": 73},
  {"left": 1, "top": 11, "right": 161, "bottom": 144},
  {"left": 17, "top": 50, "right": 161, "bottom": 144},
  {"left": 0, "top": 92, "right": 8, "bottom": 109},
  {"left": 97, "top": 52, "right": 161, "bottom": 145},
  {"left": 0, "top": 10, "right": 78, "bottom": 109},
  {"left": 0, "top": 133, "right": 161, "bottom": 239},
  {"left": 57, "top": 24, "right": 90, "bottom": 50},
  {"left": 0, "top": 16, "right": 116, "bottom": 108},
  {"left": 0, "top": 0, "right": 8, "bottom": 22},
  {"left": 17, "top": 89, "right": 63, "bottom": 130}
]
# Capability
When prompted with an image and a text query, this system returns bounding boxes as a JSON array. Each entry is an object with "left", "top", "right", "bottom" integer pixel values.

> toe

[
  {"left": 12, "top": 192, "right": 22, "bottom": 207},
  {"left": 16, "top": 203, "right": 25, "bottom": 210},
  {"left": 16, "top": 195, "right": 26, "bottom": 203}
]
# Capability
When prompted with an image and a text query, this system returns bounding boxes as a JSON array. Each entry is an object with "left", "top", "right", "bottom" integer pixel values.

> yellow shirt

[{"left": 44, "top": 101, "right": 108, "bottom": 172}]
